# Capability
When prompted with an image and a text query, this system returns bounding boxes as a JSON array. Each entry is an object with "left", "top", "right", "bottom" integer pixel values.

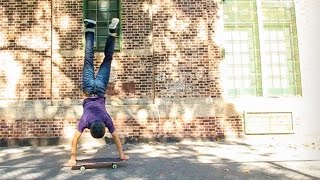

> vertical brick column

[
  {"left": 107, "top": 0, "right": 154, "bottom": 100},
  {"left": 51, "top": 0, "right": 83, "bottom": 100},
  {"left": 207, "top": 0, "right": 223, "bottom": 98}
]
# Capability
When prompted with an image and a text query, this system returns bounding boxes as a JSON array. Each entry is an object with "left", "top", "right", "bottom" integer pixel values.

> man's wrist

[{"left": 70, "top": 155, "right": 76, "bottom": 160}]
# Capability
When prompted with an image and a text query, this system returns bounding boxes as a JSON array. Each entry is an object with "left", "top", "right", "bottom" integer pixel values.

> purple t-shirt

[{"left": 78, "top": 97, "right": 115, "bottom": 134}]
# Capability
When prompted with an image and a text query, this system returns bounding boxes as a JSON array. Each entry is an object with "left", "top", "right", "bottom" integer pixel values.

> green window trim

[
  {"left": 223, "top": 0, "right": 262, "bottom": 97},
  {"left": 223, "top": 0, "right": 302, "bottom": 98},
  {"left": 223, "top": 26, "right": 262, "bottom": 97},
  {"left": 83, "top": 0, "right": 122, "bottom": 51},
  {"left": 261, "top": 0, "right": 302, "bottom": 96}
]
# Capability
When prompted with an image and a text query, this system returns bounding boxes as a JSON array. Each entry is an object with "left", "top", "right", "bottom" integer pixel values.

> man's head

[{"left": 90, "top": 121, "right": 106, "bottom": 138}]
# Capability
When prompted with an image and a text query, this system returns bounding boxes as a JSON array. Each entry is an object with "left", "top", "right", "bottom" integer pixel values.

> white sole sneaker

[
  {"left": 84, "top": 19, "right": 96, "bottom": 25},
  {"left": 84, "top": 19, "right": 96, "bottom": 28},
  {"left": 109, "top": 18, "right": 119, "bottom": 29}
]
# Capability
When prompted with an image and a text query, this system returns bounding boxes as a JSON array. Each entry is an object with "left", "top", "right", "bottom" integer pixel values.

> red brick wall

[
  {"left": 0, "top": 116, "right": 243, "bottom": 140},
  {"left": 107, "top": 55, "right": 154, "bottom": 99},
  {"left": 0, "top": 0, "right": 244, "bottom": 143},
  {"left": 114, "top": 117, "right": 243, "bottom": 139},
  {"left": 52, "top": 0, "right": 83, "bottom": 100},
  {"left": 0, "top": 0, "right": 52, "bottom": 100},
  {"left": 0, "top": 119, "right": 67, "bottom": 138},
  {"left": 121, "top": 0, "right": 152, "bottom": 50},
  {"left": 207, "top": 0, "right": 223, "bottom": 97},
  {"left": 153, "top": 0, "right": 213, "bottom": 98}
]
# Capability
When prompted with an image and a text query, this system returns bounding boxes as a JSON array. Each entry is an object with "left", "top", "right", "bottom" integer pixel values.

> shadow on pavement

[{"left": 0, "top": 141, "right": 319, "bottom": 179}]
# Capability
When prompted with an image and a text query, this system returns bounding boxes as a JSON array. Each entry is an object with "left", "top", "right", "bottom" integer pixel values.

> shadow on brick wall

[{"left": 0, "top": 0, "right": 243, "bottom": 144}]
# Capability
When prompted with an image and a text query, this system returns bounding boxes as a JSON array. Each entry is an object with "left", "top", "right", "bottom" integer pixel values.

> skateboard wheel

[
  {"left": 80, "top": 166, "right": 86, "bottom": 171},
  {"left": 112, "top": 163, "right": 117, "bottom": 169}
]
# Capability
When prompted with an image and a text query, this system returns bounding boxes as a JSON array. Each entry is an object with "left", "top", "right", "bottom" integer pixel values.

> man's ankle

[{"left": 85, "top": 28, "right": 95, "bottom": 33}]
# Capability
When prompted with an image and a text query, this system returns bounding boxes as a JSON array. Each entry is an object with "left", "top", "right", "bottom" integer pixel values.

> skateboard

[{"left": 71, "top": 158, "right": 126, "bottom": 171}]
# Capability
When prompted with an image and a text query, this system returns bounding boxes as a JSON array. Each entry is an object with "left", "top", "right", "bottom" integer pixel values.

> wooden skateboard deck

[{"left": 71, "top": 158, "right": 126, "bottom": 171}]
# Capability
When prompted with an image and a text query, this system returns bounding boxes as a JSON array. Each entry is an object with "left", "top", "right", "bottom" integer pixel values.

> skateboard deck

[{"left": 71, "top": 158, "right": 126, "bottom": 171}]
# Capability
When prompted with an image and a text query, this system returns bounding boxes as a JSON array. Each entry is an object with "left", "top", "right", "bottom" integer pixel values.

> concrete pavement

[{"left": 0, "top": 137, "right": 319, "bottom": 180}]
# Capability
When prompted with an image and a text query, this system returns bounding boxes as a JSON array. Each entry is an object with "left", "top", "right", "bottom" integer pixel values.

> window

[
  {"left": 222, "top": 0, "right": 301, "bottom": 97},
  {"left": 84, "top": 0, "right": 121, "bottom": 51},
  {"left": 223, "top": 0, "right": 262, "bottom": 97}
]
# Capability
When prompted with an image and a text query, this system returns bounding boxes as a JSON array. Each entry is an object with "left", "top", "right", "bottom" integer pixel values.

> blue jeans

[{"left": 82, "top": 32, "right": 115, "bottom": 97}]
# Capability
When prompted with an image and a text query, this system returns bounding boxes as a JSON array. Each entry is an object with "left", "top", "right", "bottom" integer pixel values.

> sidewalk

[{"left": 0, "top": 137, "right": 319, "bottom": 180}]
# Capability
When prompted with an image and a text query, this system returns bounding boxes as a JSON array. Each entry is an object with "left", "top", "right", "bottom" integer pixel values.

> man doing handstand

[{"left": 68, "top": 18, "right": 129, "bottom": 165}]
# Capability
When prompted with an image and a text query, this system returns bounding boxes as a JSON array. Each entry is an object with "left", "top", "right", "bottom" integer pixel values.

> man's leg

[
  {"left": 95, "top": 18, "right": 119, "bottom": 96},
  {"left": 82, "top": 19, "right": 97, "bottom": 94}
]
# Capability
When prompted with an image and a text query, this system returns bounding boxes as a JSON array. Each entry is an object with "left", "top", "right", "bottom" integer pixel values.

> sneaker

[
  {"left": 109, "top": 18, "right": 119, "bottom": 30},
  {"left": 84, "top": 19, "right": 96, "bottom": 28}
]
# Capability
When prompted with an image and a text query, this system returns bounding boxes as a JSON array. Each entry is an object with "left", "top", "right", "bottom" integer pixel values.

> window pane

[
  {"left": 97, "top": 21, "right": 109, "bottom": 27},
  {"left": 97, "top": 11, "right": 109, "bottom": 21},
  {"left": 98, "top": 1, "right": 109, "bottom": 11},
  {"left": 109, "top": 0, "right": 119, "bottom": 10},
  {"left": 109, "top": 11, "right": 119, "bottom": 19},
  {"left": 87, "top": 0, "right": 97, "bottom": 9},
  {"left": 97, "top": 27, "right": 109, "bottom": 36},
  {"left": 85, "top": 10, "right": 96, "bottom": 20},
  {"left": 84, "top": 0, "right": 121, "bottom": 51}
]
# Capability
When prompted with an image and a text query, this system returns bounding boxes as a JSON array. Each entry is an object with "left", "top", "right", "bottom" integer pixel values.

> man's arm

[
  {"left": 111, "top": 130, "right": 129, "bottom": 160},
  {"left": 68, "top": 130, "right": 82, "bottom": 165}
]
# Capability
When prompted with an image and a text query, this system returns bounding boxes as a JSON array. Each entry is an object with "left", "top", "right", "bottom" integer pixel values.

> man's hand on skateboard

[
  {"left": 68, "top": 158, "right": 77, "bottom": 166},
  {"left": 120, "top": 153, "right": 129, "bottom": 161}
]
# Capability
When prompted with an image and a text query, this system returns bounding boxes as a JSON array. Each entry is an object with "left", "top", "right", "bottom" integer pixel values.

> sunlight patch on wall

[
  {"left": 35, "top": 1, "right": 51, "bottom": 20},
  {"left": 183, "top": 107, "right": 194, "bottom": 123},
  {"left": 52, "top": 30, "right": 61, "bottom": 50},
  {"left": 164, "top": 37, "right": 178, "bottom": 51},
  {"left": 148, "top": 32, "right": 153, "bottom": 47},
  {"left": 59, "top": 16, "right": 71, "bottom": 30},
  {"left": 163, "top": 120, "right": 173, "bottom": 133},
  {"left": 52, "top": 52, "right": 63, "bottom": 65},
  {"left": 137, "top": 109, "right": 149, "bottom": 124},
  {"left": 34, "top": 101, "right": 45, "bottom": 118},
  {"left": 168, "top": 14, "right": 190, "bottom": 33},
  {"left": 197, "top": 19, "right": 207, "bottom": 41},
  {"left": 0, "top": 32, "right": 8, "bottom": 47},
  {"left": 63, "top": 125, "right": 76, "bottom": 138},
  {"left": 0, "top": 52, "right": 22, "bottom": 99},
  {"left": 17, "top": 36, "right": 49, "bottom": 50},
  {"left": 169, "top": 104, "right": 179, "bottom": 118},
  {"left": 168, "top": 55, "right": 179, "bottom": 81},
  {"left": 213, "top": 2, "right": 224, "bottom": 46},
  {"left": 115, "top": 111, "right": 126, "bottom": 120},
  {"left": 143, "top": 1, "right": 160, "bottom": 19},
  {"left": 52, "top": 66, "right": 60, "bottom": 96}
]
